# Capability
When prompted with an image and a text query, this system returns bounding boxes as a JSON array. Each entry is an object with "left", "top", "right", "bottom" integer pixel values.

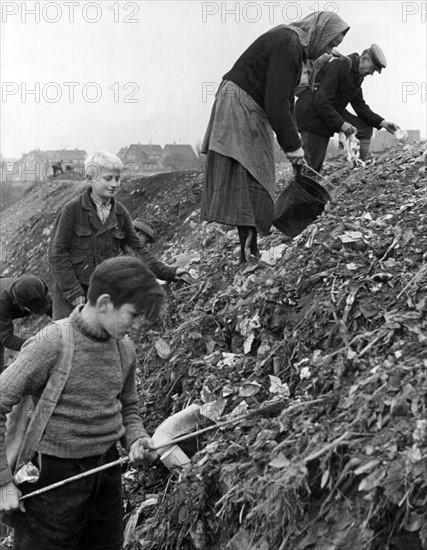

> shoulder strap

[
  {"left": 14, "top": 319, "right": 75, "bottom": 472},
  {"left": 117, "top": 336, "right": 135, "bottom": 380}
]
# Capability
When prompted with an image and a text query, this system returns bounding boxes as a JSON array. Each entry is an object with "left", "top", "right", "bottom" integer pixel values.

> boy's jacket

[{"left": 48, "top": 187, "right": 177, "bottom": 302}]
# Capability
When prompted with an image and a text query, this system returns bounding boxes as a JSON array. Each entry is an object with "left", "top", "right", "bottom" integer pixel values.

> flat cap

[
  {"left": 13, "top": 275, "right": 51, "bottom": 314},
  {"left": 132, "top": 218, "right": 156, "bottom": 243},
  {"left": 366, "top": 44, "right": 387, "bottom": 73}
]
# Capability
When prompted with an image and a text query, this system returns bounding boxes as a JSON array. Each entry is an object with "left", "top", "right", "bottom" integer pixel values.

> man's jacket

[
  {"left": 48, "top": 187, "right": 177, "bottom": 303},
  {"left": 295, "top": 53, "right": 384, "bottom": 137},
  {"left": 0, "top": 278, "right": 30, "bottom": 352}
]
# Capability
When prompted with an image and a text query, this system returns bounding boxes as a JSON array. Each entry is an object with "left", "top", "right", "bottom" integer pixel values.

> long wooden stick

[
  {"left": 20, "top": 456, "right": 130, "bottom": 500},
  {"left": 20, "top": 410, "right": 272, "bottom": 501},
  {"left": 20, "top": 399, "right": 325, "bottom": 501}
]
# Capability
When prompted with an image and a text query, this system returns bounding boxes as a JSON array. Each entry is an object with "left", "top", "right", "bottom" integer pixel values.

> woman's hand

[{"left": 286, "top": 147, "right": 305, "bottom": 166}]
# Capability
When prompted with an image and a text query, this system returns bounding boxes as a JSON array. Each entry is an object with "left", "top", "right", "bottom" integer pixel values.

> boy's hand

[
  {"left": 71, "top": 296, "right": 85, "bottom": 307},
  {"left": 176, "top": 269, "right": 198, "bottom": 285},
  {"left": 0, "top": 482, "right": 25, "bottom": 514},
  {"left": 129, "top": 437, "right": 158, "bottom": 466},
  {"left": 176, "top": 268, "right": 189, "bottom": 277}
]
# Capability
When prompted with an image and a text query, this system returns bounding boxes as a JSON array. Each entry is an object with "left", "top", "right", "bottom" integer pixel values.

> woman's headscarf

[{"left": 276, "top": 11, "right": 350, "bottom": 60}]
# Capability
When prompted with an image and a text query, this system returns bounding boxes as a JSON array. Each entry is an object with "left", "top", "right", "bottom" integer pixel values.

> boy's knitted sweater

[{"left": 0, "top": 307, "right": 148, "bottom": 485}]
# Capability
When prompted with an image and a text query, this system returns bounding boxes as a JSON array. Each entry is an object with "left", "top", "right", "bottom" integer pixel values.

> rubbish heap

[
  {"left": 122, "top": 140, "right": 427, "bottom": 550},
  {"left": 0, "top": 140, "right": 426, "bottom": 550}
]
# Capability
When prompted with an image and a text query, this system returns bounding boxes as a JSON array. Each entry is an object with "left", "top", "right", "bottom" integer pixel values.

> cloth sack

[{"left": 5, "top": 319, "right": 75, "bottom": 480}]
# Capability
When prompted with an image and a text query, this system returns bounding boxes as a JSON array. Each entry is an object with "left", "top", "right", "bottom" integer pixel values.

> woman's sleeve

[{"left": 264, "top": 34, "right": 303, "bottom": 152}]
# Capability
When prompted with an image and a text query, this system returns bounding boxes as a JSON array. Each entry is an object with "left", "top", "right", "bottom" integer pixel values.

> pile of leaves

[
  {"left": 1, "top": 141, "right": 427, "bottom": 550},
  {"left": 121, "top": 141, "right": 427, "bottom": 550}
]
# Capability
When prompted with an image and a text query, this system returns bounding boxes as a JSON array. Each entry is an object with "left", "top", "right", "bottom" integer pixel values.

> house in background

[
  {"left": 160, "top": 144, "right": 201, "bottom": 171},
  {"left": 139, "top": 144, "right": 163, "bottom": 170},
  {"left": 6, "top": 148, "right": 86, "bottom": 182},
  {"left": 118, "top": 144, "right": 163, "bottom": 172},
  {"left": 118, "top": 143, "right": 202, "bottom": 173}
]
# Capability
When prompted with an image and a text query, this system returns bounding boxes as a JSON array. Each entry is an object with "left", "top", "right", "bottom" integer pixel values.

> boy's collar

[
  {"left": 82, "top": 186, "right": 114, "bottom": 210},
  {"left": 71, "top": 305, "right": 111, "bottom": 341},
  {"left": 90, "top": 191, "right": 112, "bottom": 208},
  {"left": 82, "top": 187, "right": 128, "bottom": 216}
]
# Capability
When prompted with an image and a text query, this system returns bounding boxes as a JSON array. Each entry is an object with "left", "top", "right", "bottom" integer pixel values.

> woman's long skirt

[{"left": 201, "top": 150, "right": 273, "bottom": 236}]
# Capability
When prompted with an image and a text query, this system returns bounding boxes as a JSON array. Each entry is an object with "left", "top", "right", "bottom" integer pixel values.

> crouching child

[{"left": 0, "top": 256, "right": 165, "bottom": 550}]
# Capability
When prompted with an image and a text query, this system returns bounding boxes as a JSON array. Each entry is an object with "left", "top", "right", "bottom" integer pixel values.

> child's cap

[
  {"left": 12, "top": 275, "right": 51, "bottom": 314},
  {"left": 133, "top": 218, "right": 156, "bottom": 243}
]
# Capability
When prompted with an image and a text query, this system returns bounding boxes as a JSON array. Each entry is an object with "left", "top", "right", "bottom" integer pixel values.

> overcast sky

[{"left": 1, "top": 0, "right": 426, "bottom": 159}]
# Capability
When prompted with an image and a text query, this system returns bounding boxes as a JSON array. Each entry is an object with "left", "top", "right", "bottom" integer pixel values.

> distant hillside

[{"left": 0, "top": 181, "right": 35, "bottom": 212}]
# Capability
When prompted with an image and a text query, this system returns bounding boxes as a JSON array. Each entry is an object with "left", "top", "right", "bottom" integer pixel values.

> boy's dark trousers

[{"left": 12, "top": 445, "right": 123, "bottom": 550}]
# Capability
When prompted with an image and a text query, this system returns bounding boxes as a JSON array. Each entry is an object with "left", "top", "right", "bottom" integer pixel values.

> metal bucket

[{"left": 273, "top": 175, "right": 331, "bottom": 238}]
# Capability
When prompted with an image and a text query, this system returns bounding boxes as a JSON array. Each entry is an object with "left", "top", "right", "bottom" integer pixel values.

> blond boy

[{"left": 49, "top": 151, "right": 187, "bottom": 319}]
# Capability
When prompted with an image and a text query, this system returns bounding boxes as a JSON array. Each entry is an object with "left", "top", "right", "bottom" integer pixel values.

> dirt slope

[
  {"left": 1, "top": 142, "right": 427, "bottom": 549},
  {"left": 120, "top": 142, "right": 427, "bottom": 550},
  {"left": 0, "top": 171, "right": 202, "bottom": 282}
]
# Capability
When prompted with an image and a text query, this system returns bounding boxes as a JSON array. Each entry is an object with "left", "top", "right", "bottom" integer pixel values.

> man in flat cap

[
  {"left": 295, "top": 44, "right": 401, "bottom": 173},
  {"left": 0, "top": 275, "right": 52, "bottom": 372}
]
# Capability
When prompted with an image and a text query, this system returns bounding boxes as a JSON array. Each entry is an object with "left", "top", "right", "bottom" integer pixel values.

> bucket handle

[{"left": 301, "top": 161, "right": 338, "bottom": 190}]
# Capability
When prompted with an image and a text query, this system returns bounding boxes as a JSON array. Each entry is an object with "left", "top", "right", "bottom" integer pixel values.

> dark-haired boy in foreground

[{"left": 0, "top": 256, "right": 164, "bottom": 550}]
